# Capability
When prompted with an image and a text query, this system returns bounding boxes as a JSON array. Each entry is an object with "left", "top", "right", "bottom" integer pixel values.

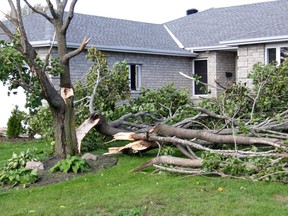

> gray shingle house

[{"left": 4, "top": 0, "right": 288, "bottom": 98}]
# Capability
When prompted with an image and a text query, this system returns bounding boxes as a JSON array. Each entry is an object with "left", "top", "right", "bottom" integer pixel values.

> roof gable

[{"left": 165, "top": 0, "right": 288, "bottom": 49}]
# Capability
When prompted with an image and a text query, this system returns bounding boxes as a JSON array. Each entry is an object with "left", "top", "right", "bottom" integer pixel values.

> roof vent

[{"left": 186, "top": 9, "right": 198, "bottom": 15}]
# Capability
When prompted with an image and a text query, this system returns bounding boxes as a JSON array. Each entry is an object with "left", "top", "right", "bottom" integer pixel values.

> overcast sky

[{"left": 0, "top": 0, "right": 275, "bottom": 127}]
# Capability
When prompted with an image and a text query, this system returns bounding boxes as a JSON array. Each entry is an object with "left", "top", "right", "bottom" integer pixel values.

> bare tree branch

[
  {"left": 153, "top": 165, "right": 246, "bottom": 179},
  {"left": 62, "top": 0, "right": 78, "bottom": 33},
  {"left": 62, "top": 36, "right": 90, "bottom": 63},
  {"left": 179, "top": 71, "right": 221, "bottom": 91},
  {"left": 45, "top": 0, "right": 58, "bottom": 19},
  {"left": 43, "top": 32, "right": 56, "bottom": 72},
  {"left": 110, "top": 112, "right": 161, "bottom": 128},
  {"left": 246, "top": 71, "right": 271, "bottom": 125},
  {"left": 193, "top": 106, "right": 230, "bottom": 121},
  {"left": 0, "top": 20, "right": 14, "bottom": 40},
  {"left": 7, "top": 0, "right": 17, "bottom": 20},
  {"left": 89, "top": 68, "right": 101, "bottom": 114},
  {"left": 176, "top": 144, "right": 198, "bottom": 159}
]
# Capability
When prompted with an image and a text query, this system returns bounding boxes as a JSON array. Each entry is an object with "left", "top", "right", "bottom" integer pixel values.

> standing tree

[{"left": 0, "top": 0, "right": 89, "bottom": 157}]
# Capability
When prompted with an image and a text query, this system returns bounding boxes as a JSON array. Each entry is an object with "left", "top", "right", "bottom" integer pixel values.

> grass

[
  {"left": 1, "top": 140, "right": 288, "bottom": 215},
  {"left": 0, "top": 139, "right": 50, "bottom": 167}
]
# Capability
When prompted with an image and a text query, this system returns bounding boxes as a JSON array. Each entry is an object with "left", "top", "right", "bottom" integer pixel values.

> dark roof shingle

[
  {"left": 165, "top": 0, "right": 288, "bottom": 48},
  {"left": 2, "top": 0, "right": 288, "bottom": 52}
]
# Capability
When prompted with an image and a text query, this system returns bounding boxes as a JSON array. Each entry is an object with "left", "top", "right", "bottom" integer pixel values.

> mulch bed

[
  {"left": 0, "top": 136, "right": 33, "bottom": 142},
  {"left": 32, "top": 155, "right": 118, "bottom": 187},
  {"left": 0, "top": 136, "right": 118, "bottom": 188}
]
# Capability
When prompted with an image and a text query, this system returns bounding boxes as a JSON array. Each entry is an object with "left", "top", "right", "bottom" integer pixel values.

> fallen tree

[{"left": 81, "top": 62, "right": 288, "bottom": 183}]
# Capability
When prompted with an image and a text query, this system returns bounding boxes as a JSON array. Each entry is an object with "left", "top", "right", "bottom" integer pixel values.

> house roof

[
  {"left": 165, "top": 0, "right": 288, "bottom": 50},
  {"left": 1, "top": 0, "right": 288, "bottom": 54},
  {"left": 1, "top": 12, "right": 193, "bottom": 57}
]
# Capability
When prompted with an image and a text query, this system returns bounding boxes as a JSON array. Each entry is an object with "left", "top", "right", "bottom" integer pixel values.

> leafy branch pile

[{"left": 104, "top": 61, "right": 288, "bottom": 183}]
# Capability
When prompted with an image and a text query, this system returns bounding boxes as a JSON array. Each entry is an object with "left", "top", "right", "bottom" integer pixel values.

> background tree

[
  {"left": 6, "top": 105, "right": 25, "bottom": 138},
  {"left": 21, "top": 3, "right": 48, "bottom": 16},
  {"left": 0, "top": 0, "right": 89, "bottom": 157}
]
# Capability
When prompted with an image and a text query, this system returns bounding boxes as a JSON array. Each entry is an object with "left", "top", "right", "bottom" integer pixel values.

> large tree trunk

[
  {"left": 50, "top": 19, "right": 78, "bottom": 157},
  {"left": 50, "top": 100, "right": 77, "bottom": 157}
]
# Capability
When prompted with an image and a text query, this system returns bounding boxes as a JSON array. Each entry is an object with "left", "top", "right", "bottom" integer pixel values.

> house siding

[
  {"left": 195, "top": 51, "right": 236, "bottom": 97},
  {"left": 106, "top": 52, "right": 193, "bottom": 95},
  {"left": 35, "top": 48, "right": 193, "bottom": 95},
  {"left": 237, "top": 44, "right": 265, "bottom": 86},
  {"left": 216, "top": 51, "right": 237, "bottom": 95},
  {"left": 194, "top": 52, "right": 216, "bottom": 97},
  {"left": 35, "top": 48, "right": 93, "bottom": 90}
]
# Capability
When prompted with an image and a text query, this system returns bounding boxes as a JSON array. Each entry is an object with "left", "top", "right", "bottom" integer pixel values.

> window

[
  {"left": 267, "top": 48, "right": 276, "bottom": 64},
  {"left": 193, "top": 59, "right": 208, "bottom": 95},
  {"left": 266, "top": 44, "right": 288, "bottom": 64},
  {"left": 128, "top": 64, "right": 141, "bottom": 91}
]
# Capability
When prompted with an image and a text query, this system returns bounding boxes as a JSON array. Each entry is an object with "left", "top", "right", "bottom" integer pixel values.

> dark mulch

[
  {"left": 0, "top": 136, "right": 34, "bottom": 142},
  {"left": 0, "top": 136, "right": 118, "bottom": 188},
  {"left": 32, "top": 155, "right": 118, "bottom": 187}
]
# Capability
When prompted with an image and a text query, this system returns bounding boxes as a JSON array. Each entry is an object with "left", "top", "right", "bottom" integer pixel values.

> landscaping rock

[
  {"left": 82, "top": 153, "right": 98, "bottom": 161},
  {"left": 34, "top": 134, "right": 42, "bottom": 139},
  {"left": 26, "top": 161, "right": 44, "bottom": 171}
]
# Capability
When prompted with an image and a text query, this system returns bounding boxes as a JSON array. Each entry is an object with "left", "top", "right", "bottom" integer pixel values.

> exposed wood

[
  {"left": 76, "top": 113, "right": 101, "bottom": 153},
  {"left": 61, "top": 87, "right": 74, "bottom": 101},
  {"left": 108, "top": 140, "right": 152, "bottom": 154}
]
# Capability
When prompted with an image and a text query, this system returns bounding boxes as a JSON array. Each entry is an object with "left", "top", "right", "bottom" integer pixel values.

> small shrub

[
  {"left": 0, "top": 168, "right": 39, "bottom": 187},
  {"left": 6, "top": 105, "right": 25, "bottom": 138},
  {"left": 4, "top": 148, "right": 38, "bottom": 171},
  {"left": 49, "top": 155, "right": 90, "bottom": 173},
  {"left": 25, "top": 105, "right": 54, "bottom": 140}
]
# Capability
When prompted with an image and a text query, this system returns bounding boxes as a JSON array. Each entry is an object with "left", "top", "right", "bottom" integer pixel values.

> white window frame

[
  {"left": 265, "top": 43, "right": 288, "bottom": 64},
  {"left": 128, "top": 64, "right": 141, "bottom": 91},
  {"left": 192, "top": 59, "right": 208, "bottom": 96}
]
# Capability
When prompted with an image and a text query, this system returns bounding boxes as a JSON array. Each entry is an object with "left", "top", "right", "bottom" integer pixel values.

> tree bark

[
  {"left": 152, "top": 124, "right": 284, "bottom": 147},
  {"left": 133, "top": 156, "right": 203, "bottom": 172}
]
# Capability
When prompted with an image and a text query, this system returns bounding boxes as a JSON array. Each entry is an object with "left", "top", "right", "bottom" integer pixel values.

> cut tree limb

[
  {"left": 152, "top": 124, "right": 285, "bottom": 148},
  {"left": 132, "top": 155, "right": 203, "bottom": 172}
]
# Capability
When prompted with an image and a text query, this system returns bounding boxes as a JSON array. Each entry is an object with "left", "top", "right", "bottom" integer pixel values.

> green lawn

[{"left": 1, "top": 140, "right": 288, "bottom": 216}]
